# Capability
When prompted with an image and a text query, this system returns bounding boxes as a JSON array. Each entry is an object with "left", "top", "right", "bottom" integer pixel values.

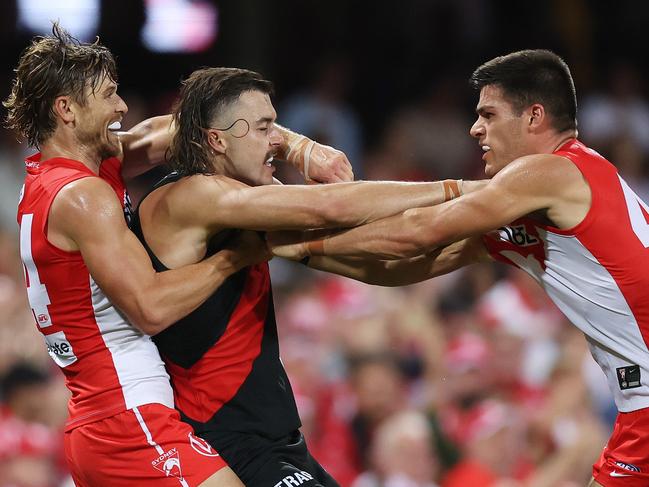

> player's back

[
  {"left": 17, "top": 154, "right": 173, "bottom": 431},
  {"left": 484, "top": 140, "right": 649, "bottom": 412}
]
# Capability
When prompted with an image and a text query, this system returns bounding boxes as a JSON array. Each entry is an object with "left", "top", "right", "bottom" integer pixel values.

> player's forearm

[
  {"left": 137, "top": 248, "right": 246, "bottom": 335},
  {"left": 307, "top": 239, "right": 477, "bottom": 285},
  {"left": 323, "top": 179, "right": 462, "bottom": 227},
  {"left": 308, "top": 210, "right": 440, "bottom": 259},
  {"left": 121, "top": 115, "right": 175, "bottom": 178}
]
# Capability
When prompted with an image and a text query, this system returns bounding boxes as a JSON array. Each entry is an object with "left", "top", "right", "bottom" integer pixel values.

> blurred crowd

[{"left": 2, "top": 1, "right": 649, "bottom": 484}]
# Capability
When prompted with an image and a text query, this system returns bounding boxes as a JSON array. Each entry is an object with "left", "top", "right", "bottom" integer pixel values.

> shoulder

[
  {"left": 54, "top": 176, "right": 122, "bottom": 215},
  {"left": 170, "top": 173, "right": 249, "bottom": 200},
  {"left": 490, "top": 153, "right": 584, "bottom": 195}
]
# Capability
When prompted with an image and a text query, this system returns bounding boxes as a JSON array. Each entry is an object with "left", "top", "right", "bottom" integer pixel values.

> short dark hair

[
  {"left": 470, "top": 49, "right": 577, "bottom": 133},
  {"left": 168, "top": 67, "right": 274, "bottom": 176},
  {"left": 3, "top": 22, "right": 118, "bottom": 149}
]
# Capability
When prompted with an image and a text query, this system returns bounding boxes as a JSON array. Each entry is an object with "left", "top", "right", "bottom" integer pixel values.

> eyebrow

[
  {"left": 254, "top": 116, "right": 275, "bottom": 125},
  {"left": 476, "top": 105, "right": 495, "bottom": 115},
  {"left": 103, "top": 83, "right": 118, "bottom": 94}
]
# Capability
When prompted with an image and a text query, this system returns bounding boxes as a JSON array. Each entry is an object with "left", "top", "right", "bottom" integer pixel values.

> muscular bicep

[
  {"left": 50, "top": 178, "right": 156, "bottom": 319},
  {"left": 410, "top": 155, "right": 563, "bottom": 246},
  {"left": 191, "top": 177, "right": 338, "bottom": 231}
]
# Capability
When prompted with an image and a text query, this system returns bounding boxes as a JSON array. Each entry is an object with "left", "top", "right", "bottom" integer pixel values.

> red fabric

[
  {"left": 167, "top": 263, "right": 269, "bottom": 423},
  {"left": 593, "top": 407, "right": 649, "bottom": 486},
  {"left": 64, "top": 403, "right": 227, "bottom": 486}
]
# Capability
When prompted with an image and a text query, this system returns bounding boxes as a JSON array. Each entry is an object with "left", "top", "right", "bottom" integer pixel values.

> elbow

[
  {"left": 395, "top": 208, "right": 444, "bottom": 257},
  {"left": 317, "top": 198, "right": 352, "bottom": 228},
  {"left": 127, "top": 300, "right": 169, "bottom": 336}
]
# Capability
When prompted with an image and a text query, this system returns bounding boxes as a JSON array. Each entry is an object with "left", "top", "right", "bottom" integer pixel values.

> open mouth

[
  {"left": 107, "top": 121, "right": 122, "bottom": 136},
  {"left": 264, "top": 155, "right": 274, "bottom": 168}
]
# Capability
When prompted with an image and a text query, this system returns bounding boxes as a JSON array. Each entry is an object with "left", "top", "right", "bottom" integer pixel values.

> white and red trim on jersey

[
  {"left": 17, "top": 154, "right": 173, "bottom": 431},
  {"left": 483, "top": 140, "right": 649, "bottom": 412}
]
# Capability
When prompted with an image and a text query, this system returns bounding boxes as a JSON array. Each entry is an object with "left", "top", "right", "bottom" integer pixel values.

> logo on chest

[{"left": 498, "top": 224, "right": 540, "bottom": 247}]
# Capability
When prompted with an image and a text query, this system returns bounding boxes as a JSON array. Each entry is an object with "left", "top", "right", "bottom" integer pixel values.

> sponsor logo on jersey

[
  {"left": 152, "top": 447, "right": 184, "bottom": 480},
  {"left": 44, "top": 331, "right": 78, "bottom": 368},
  {"left": 272, "top": 470, "right": 314, "bottom": 487},
  {"left": 616, "top": 365, "right": 641, "bottom": 390},
  {"left": 498, "top": 224, "right": 539, "bottom": 247},
  {"left": 188, "top": 432, "right": 219, "bottom": 457}
]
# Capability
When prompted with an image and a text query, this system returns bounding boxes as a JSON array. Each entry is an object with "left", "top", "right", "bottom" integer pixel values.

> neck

[
  {"left": 538, "top": 129, "right": 576, "bottom": 155},
  {"left": 40, "top": 133, "right": 101, "bottom": 174}
]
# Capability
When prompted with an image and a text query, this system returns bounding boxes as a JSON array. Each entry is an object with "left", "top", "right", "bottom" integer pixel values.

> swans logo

[
  {"left": 189, "top": 433, "right": 220, "bottom": 457},
  {"left": 152, "top": 448, "right": 184, "bottom": 480}
]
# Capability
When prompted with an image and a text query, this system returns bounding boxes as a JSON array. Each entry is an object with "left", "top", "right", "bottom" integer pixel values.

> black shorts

[{"left": 203, "top": 430, "right": 340, "bottom": 487}]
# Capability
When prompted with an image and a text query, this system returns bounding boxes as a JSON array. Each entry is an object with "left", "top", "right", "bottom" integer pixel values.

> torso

[
  {"left": 131, "top": 172, "right": 301, "bottom": 443},
  {"left": 17, "top": 154, "right": 173, "bottom": 431},
  {"left": 484, "top": 140, "right": 649, "bottom": 412}
]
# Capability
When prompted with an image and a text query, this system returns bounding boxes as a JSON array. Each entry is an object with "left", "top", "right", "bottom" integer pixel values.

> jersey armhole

[{"left": 541, "top": 153, "right": 597, "bottom": 237}]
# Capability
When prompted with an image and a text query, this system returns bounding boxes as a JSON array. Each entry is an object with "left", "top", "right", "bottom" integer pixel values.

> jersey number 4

[
  {"left": 620, "top": 176, "right": 649, "bottom": 248},
  {"left": 19, "top": 214, "right": 53, "bottom": 328}
]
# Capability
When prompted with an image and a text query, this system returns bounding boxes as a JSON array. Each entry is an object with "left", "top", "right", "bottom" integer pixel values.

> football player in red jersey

[
  {"left": 5, "top": 23, "right": 269, "bottom": 487},
  {"left": 271, "top": 50, "right": 649, "bottom": 487}
]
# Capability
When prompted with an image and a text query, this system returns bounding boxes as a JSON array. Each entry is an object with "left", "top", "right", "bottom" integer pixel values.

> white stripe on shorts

[{"left": 132, "top": 407, "right": 191, "bottom": 487}]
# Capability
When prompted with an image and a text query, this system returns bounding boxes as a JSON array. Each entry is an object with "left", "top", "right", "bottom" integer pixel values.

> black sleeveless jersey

[{"left": 130, "top": 172, "right": 301, "bottom": 442}]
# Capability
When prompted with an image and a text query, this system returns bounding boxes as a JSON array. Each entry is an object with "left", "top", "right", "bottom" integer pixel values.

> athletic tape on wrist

[
  {"left": 303, "top": 140, "right": 315, "bottom": 181},
  {"left": 286, "top": 135, "right": 306, "bottom": 161},
  {"left": 443, "top": 180, "right": 462, "bottom": 201},
  {"left": 306, "top": 239, "right": 325, "bottom": 256}
]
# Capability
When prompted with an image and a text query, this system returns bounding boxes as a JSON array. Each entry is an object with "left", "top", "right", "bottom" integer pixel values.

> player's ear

[
  {"left": 206, "top": 129, "right": 227, "bottom": 154},
  {"left": 53, "top": 96, "right": 76, "bottom": 124},
  {"left": 527, "top": 103, "right": 545, "bottom": 130}
]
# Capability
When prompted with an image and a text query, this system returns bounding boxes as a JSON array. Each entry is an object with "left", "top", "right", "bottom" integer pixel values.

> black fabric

[
  {"left": 131, "top": 172, "right": 301, "bottom": 440},
  {"left": 204, "top": 430, "right": 340, "bottom": 487}
]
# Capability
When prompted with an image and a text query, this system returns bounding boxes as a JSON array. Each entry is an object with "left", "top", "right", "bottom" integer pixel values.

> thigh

[{"left": 65, "top": 404, "right": 229, "bottom": 487}]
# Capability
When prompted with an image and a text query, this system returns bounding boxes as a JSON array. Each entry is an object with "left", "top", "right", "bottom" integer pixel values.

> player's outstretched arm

[
  {"left": 184, "top": 176, "right": 482, "bottom": 233},
  {"left": 275, "top": 124, "right": 354, "bottom": 183},
  {"left": 119, "top": 115, "right": 174, "bottom": 179},
  {"left": 270, "top": 154, "right": 581, "bottom": 260},
  {"left": 48, "top": 177, "right": 267, "bottom": 335},
  {"left": 305, "top": 236, "right": 491, "bottom": 286}
]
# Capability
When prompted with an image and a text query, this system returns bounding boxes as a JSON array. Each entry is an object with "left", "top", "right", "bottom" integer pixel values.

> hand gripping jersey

[
  {"left": 483, "top": 140, "right": 649, "bottom": 412},
  {"left": 17, "top": 154, "right": 173, "bottom": 431},
  {"left": 130, "top": 173, "right": 301, "bottom": 447}
]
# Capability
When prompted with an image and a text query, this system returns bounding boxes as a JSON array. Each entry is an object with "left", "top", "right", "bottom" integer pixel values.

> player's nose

[{"left": 469, "top": 118, "right": 483, "bottom": 138}]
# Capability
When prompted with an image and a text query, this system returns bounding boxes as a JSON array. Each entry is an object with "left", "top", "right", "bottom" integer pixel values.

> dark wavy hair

[
  {"left": 168, "top": 67, "right": 274, "bottom": 176},
  {"left": 470, "top": 49, "right": 577, "bottom": 133},
  {"left": 3, "top": 22, "right": 117, "bottom": 149}
]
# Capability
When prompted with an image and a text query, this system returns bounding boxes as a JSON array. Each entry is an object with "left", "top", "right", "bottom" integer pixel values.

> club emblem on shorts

[
  {"left": 616, "top": 365, "right": 641, "bottom": 390},
  {"left": 152, "top": 447, "right": 184, "bottom": 480},
  {"left": 188, "top": 432, "right": 220, "bottom": 457}
]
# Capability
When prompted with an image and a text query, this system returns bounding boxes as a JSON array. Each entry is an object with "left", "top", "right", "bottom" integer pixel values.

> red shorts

[
  {"left": 593, "top": 407, "right": 649, "bottom": 486},
  {"left": 64, "top": 403, "right": 227, "bottom": 486}
]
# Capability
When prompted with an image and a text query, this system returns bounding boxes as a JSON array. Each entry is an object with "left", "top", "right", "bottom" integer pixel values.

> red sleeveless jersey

[
  {"left": 484, "top": 140, "right": 649, "bottom": 412},
  {"left": 17, "top": 154, "right": 173, "bottom": 431}
]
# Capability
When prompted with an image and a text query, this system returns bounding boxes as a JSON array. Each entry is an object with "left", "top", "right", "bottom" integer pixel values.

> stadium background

[{"left": 1, "top": 1, "right": 649, "bottom": 485}]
